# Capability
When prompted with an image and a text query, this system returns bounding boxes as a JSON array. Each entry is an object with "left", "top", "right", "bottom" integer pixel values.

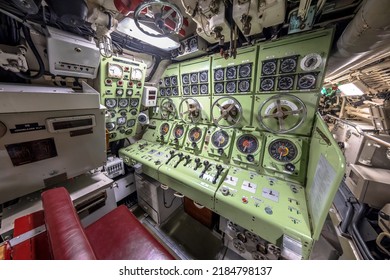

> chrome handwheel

[
  {"left": 179, "top": 97, "right": 201, "bottom": 124},
  {"left": 211, "top": 96, "right": 242, "bottom": 128}
]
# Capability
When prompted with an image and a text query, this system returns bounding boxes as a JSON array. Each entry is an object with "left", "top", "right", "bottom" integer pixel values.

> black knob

[
  {"left": 191, "top": 141, "right": 197, "bottom": 148},
  {"left": 216, "top": 164, "right": 223, "bottom": 171},
  {"left": 185, "top": 155, "right": 190, "bottom": 160},
  {"left": 203, "top": 160, "right": 209, "bottom": 166},
  {"left": 170, "top": 150, "right": 175, "bottom": 155},
  {"left": 285, "top": 163, "right": 296, "bottom": 172},
  {"left": 195, "top": 158, "right": 200, "bottom": 163},
  {"left": 218, "top": 148, "right": 224, "bottom": 155},
  {"left": 174, "top": 138, "right": 179, "bottom": 143},
  {"left": 178, "top": 152, "right": 183, "bottom": 158},
  {"left": 246, "top": 154, "right": 255, "bottom": 162}
]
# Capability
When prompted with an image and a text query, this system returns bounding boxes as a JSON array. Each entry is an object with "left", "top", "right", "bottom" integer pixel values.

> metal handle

[{"left": 193, "top": 201, "right": 205, "bottom": 209}]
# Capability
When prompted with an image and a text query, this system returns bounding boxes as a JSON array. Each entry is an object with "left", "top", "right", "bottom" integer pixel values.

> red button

[
  {"left": 117, "top": 80, "right": 123, "bottom": 86},
  {"left": 128, "top": 81, "right": 134, "bottom": 87},
  {"left": 105, "top": 79, "right": 112, "bottom": 85},
  {"left": 242, "top": 197, "right": 248, "bottom": 204}
]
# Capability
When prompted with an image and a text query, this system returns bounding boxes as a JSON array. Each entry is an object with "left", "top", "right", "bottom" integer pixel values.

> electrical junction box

[{"left": 142, "top": 86, "right": 158, "bottom": 107}]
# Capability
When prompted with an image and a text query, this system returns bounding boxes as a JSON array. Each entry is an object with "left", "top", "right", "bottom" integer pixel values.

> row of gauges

[
  {"left": 215, "top": 80, "right": 251, "bottom": 94},
  {"left": 106, "top": 118, "right": 136, "bottom": 132},
  {"left": 182, "top": 71, "right": 208, "bottom": 85},
  {"left": 214, "top": 63, "right": 252, "bottom": 81},
  {"left": 161, "top": 75, "right": 179, "bottom": 87},
  {"left": 183, "top": 84, "right": 209, "bottom": 95},
  {"left": 259, "top": 72, "right": 318, "bottom": 92},
  {"left": 107, "top": 62, "right": 143, "bottom": 81},
  {"left": 160, "top": 87, "right": 179, "bottom": 96},
  {"left": 104, "top": 98, "right": 140, "bottom": 108},
  {"left": 107, "top": 108, "right": 139, "bottom": 118}
]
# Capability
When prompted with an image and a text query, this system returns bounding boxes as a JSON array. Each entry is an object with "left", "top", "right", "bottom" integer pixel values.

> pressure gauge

[
  {"left": 300, "top": 53, "right": 322, "bottom": 71},
  {"left": 239, "top": 63, "right": 252, "bottom": 78},
  {"left": 226, "top": 81, "right": 236, "bottom": 93},
  {"left": 279, "top": 56, "right": 298, "bottom": 74},
  {"left": 262, "top": 60, "right": 277, "bottom": 76},
  {"left": 215, "top": 82, "right": 224, "bottom": 94},
  {"left": 182, "top": 74, "right": 190, "bottom": 84},
  {"left": 131, "top": 68, "right": 143, "bottom": 81},
  {"left": 160, "top": 88, "right": 166, "bottom": 96},
  {"left": 118, "top": 98, "right": 129, "bottom": 108},
  {"left": 199, "top": 71, "right": 208, "bottom": 82},
  {"left": 166, "top": 88, "right": 171, "bottom": 96},
  {"left": 172, "top": 87, "right": 179, "bottom": 95},
  {"left": 226, "top": 66, "right": 237, "bottom": 80},
  {"left": 297, "top": 73, "right": 318, "bottom": 90},
  {"left": 214, "top": 68, "right": 224, "bottom": 81},
  {"left": 268, "top": 139, "right": 298, "bottom": 162},
  {"left": 183, "top": 86, "right": 190, "bottom": 95},
  {"left": 211, "top": 130, "right": 229, "bottom": 148},
  {"left": 188, "top": 127, "right": 203, "bottom": 142},
  {"left": 171, "top": 76, "right": 178, "bottom": 86},
  {"left": 127, "top": 119, "right": 136, "bottom": 127},
  {"left": 105, "top": 98, "right": 117, "bottom": 108},
  {"left": 277, "top": 76, "right": 294, "bottom": 90},
  {"left": 200, "top": 84, "right": 208, "bottom": 94},
  {"left": 190, "top": 72, "right": 198, "bottom": 83},
  {"left": 260, "top": 77, "right": 275, "bottom": 92},
  {"left": 130, "top": 98, "right": 139, "bottom": 107},
  {"left": 106, "top": 122, "right": 116, "bottom": 131},
  {"left": 236, "top": 134, "right": 259, "bottom": 154},
  {"left": 107, "top": 63, "right": 123, "bottom": 78},
  {"left": 164, "top": 77, "right": 171, "bottom": 87},
  {"left": 238, "top": 80, "right": 250, "bottom": 93},
  {"left": 189, "top": 37, "right": 198, "bottom": 51},
  {"left": 117, "top": 117, "right": 127, "bottom": 125},
  {"left": 191, "top": 85, "right": 198, "bottom": 95}
]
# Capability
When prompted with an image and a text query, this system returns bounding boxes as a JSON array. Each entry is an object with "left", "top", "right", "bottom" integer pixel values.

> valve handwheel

[
  {"left": 211, "top": 97, "right": 242, "bottom": 128},
  {"left": 160, "top": 97, "right": 176, "bottom": 120},
  {"left": 258, "top": 94, "right": 307, "bottom": 133},
  {"left": 134, "top": 0, "right": 183, "bottom": 38},
  {"left": 179, "top": 97, "right": 201, "bottom": 124}
]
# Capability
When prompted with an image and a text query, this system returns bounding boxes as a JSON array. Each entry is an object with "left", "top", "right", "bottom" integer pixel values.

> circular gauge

[
  {"left": 226, "top": 81, "right": 236, "bottom": 93},
  {"left": 132, "top": 68, "right": 143, "bottom": 81},
  {"left": 130, "top": 109, "right": 137, "bottom": 116},
  {"left": 160, "top": 122, "right": 170, "bottom": 135},
  {"left": 262, "top": 60, "right": 276, "bottom": 76},
  {"left": 159, "top": 88, "right": 165, "bottom": 96},
  {"left": 173, "top": 124, "right": 185, "bottom": 139},
  {"left": 107, "top": 110, "right": 116, "bottom": 118},
  {"left": 211, "top": 130, "right": 229, "bottom": 148},
  {"left": 105, "top": 98, "right": 117, "bottom": 108},
  {"left": 268, "top": 139, "right": 297, "bottom": 162},
  {"left": 226, "top": 66, "right": 237, "bottom": 80},
  {"left": 278, "top": 76, "right": 294, "bottom": 90},
  {"left": 297, "top": 74, "right": 317, "bottom": 89},
  {"left": 130, "top": 98, "right": 139, "bottom": 107},
  {"left": 200, "top": 84, "right": 208, "bottom": 94},
  {"left": 280, "top": 57, "right": 297, "bottom": 73},
  {"left": 127, "top": 119, "right": 136, "bottom": 127},
  {"left": 182, "top": 74, "right": 190, "bottom": 84},
  {"left": 188, "top": 127, "right": 202, "bottom": 142},
  {"left": 164, "top": 77, "right": 171, "bottom": 87},
  {"left": 183, "top": 86, "right": 190, "bottom": 95},
  {"left": 106, "top": 122, "right": 116, "bottom": 131},
  {"left": 199, "top": 71, "right": 208, "bottom": 82},
  {"left": 236, "top": 134, "right": 259, "bottom": 154},
  {"left": 126, "top": 89, "right": 133, "bottom": 96},
  {"left": 260, "top": 77, "right": 275, "bottom": 91},
  {"left": 300, "top": 53, "right": 322, "bottom": 71},
  {"left": 166, "top": 88, "right": 171, "bottom": 96},
  {"left": 118, "top": 109, "right": 127, "bottom": 116},
  {"left": 190, "top": 72, "right": 198, "bottom": 83},
  {"left": 191, "top": 85, "right": 198, "bottom": 95},
  {"left": 116, "top": 89, "right": 124, "bottom": 96},
  {"left": 108, "top": 63, "right": 123, "bottom": 78},
  {"left": 171, "top": 76, "right": 178, "bottom": 86},
  {"left": 189, "top": 37, "right": 197, "bottom": 51},
  {"left": 118, "top": 98, "right": 129, "bottom": 108},
  {"left": 159, "top": 79, "right": 163, "bottom": 86},
  {"left": 238, "top": 80, "right": 250, "bottom": 92},
  {"left": 172, "top": 87, "right": 178, "bottom": 95},
  {"left": 214, "top": 68, "right": 224, "bottom": 81},
  {"left": 239, "top": 64, "right": 251, "bottom": 78},
  {"left": 117, "top": 117, "right": 127, "bottom": 125},
  {"left": 215, "top": 82, "right": 224, "bottom": 94}
]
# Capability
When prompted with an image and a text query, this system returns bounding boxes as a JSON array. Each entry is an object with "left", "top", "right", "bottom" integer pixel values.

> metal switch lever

[
  {"left": 173, "top": 153, "right": 184, "bottom": 168},
  {"left": 165, "top": 150, "right": 176, "bottom": 164},
  {"left": 194, "top": 158, "right": 201, "bottom": 170},
  {"left": 212, "top": 164, "right": 224, "bottom": 184},
  {"left": 183, "top": 155, "right": 191, "bottom": 166},
  {"left": 199, "top": 160, "right": 211, "bottom": 178}
]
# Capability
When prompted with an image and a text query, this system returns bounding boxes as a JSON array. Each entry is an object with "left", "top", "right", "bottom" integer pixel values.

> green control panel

[
  {"left": 119, "top": 29, "right": 345, "bottom": 259},
  {"left": 98, "top": 56, "right": 147, "bottom": 142}
]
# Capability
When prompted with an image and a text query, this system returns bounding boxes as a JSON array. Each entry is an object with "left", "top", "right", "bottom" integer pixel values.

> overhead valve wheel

[
  {"left": 258, "top": 94, "right": 307, "bottom": 134},
  {"left": 179, "top": 97, "right": 201, "bottom": 124},
  {"left": 211, "top": 96, "right": 242, "bottom": 128},
  {"left": 134, "top": 0, "right": 183, "bottom": 38},
  {"left": 160, "top": 97, "right": 177, "bottom": 120}
]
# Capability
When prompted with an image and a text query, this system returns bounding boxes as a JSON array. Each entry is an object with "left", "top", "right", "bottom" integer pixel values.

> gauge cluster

[
  {"left": 159, "top": 75, "right": 179, "bottom": 97},
  {"left": 213, "top": 63, "right": 253, "bottom": 95},
  {"left": 99, "top": 56, "right": 146, "bottom": 142},
  {"left": 181, "top": 70, "right": 209, "bottom": 96}
]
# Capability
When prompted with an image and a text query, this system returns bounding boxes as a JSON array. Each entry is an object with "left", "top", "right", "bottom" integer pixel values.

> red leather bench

[{"left": 6, "top": 187, "right": 174, "bottom": 260}]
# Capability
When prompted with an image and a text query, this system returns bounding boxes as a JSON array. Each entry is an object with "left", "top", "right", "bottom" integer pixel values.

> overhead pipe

[{"left": 326, "top": 0, "right": 390, "bottom": 82}]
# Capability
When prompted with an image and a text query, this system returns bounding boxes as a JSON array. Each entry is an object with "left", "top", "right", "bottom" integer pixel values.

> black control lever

[
  {"left": 191, "top": 141, "right": 197, "bottom": 149},
  {"left": 212, "top": 164, "right": 224, "bottom": 184},
  {"left": 160, "top": 134, "right": 164, "bottom": 142},
  {"left": 194, "top": 158, "right": 201, "bottom": 170},
  {"left": 173, "top": 153, "right": 184, "bottom": 168},
  {"left": 199, "top": 160, "right": 211, "bottom": 178},
  {"left": 165, "top": 150, "right": 176, "bottom": 164},
  {"left": 183, "top": 155, "right": 191, "bottom": 166}
]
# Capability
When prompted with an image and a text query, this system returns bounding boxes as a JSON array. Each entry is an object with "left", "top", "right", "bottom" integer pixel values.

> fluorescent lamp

[
  {"left": 339, "top": 81, "right": 368, "bottom": 96},
  {"left": 117, "top": 17, "right": 180, "bottom": 51}
]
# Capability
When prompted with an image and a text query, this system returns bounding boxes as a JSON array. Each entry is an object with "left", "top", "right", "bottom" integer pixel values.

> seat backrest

[{"left": 41, "top": 187, "right": 97, "bottom": 260}]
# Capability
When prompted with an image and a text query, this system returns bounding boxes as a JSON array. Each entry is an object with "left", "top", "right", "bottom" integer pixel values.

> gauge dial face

[
  {"left": 268, "top": 139, "right": 297, "bottom": 162},
  {"left": 279, "top": 57, "right": 298, "bottom": 73},
  {"left": 118, "top": 98, "right": 129, "bottom": 108},
  {"left": 160, "top": 122, "right": 170, "bottom": 135},
  {"left": 189, "top": 37, "right": 197, "bottom": 51},
  {"left": 300, "top": 53, "right": 322, "bottom": 71},
  {"left": 127, "top": 89, "right": 133, "bottom": 96},
  {"left": 164, "top": 77, "right": 171, "bottom": 87},
  {"left": 127, "top": 119, "right": 135, "bottom": 127},
  {"left": 108, "top": 110, "right": 116, "bottom": 118},
  {"left": 130, "top": 109, "right": 137, "bottom": 116},
  {"left": 236, "top": 134, "right": 259, "bottom": 154},
  {"left": 238, "top": 80, "right": 250, "bottom": 92},
  {"left": 173, "top": 124, "right": 185, "bottom": 139},
  {"left": 182, "top": 74, "right": 190, "bottom": 84},
  {"left": 260, "top": 77, "right": 275, "bottom": 91},
  {"left": 239, "top": 63, "right": 252, "bottom": 78},
  {"left": 226, "top": 81, "right": 236, "bottom": 93},
  {"left": 277, "top": 76, "right": 294, "bottom": 90},
  {"left": 172, "top": 87, "right": 178, "bottom": 95},
  {"left": 117, "top": 117, "right": 127, "bottom": 125},
  {"left": 188, "top": 127, "right": 202, "bottom": 142},
  {"left": 215, "top": 83, "right": 224, "bottom": 94},
  {"left": 211, "top": 130, "right": 229, "bottom": 148},
  {"left": 165, "top": 88, "right": 171, "bottom": 96},
  {"left": 226, "top": 66, "right": 237, "bottom": 80},
  {"left": 183, "top": 86, "right": 190, "bottom": 95},
  {"left": 130, "top": 98, "right": 139, "bottom": 107},
  {"left": 106, "top": 122, "right": 116, "bottom": 131},
  {"left": 200, "top": 84, "right": 208, "bottom": 94},
  {"left": 131, "top": 68, "right": 143, "bottom": 81},
  {"left": 191, "top": 85, "right": 198, "bottom": 95},
  {"left": 118, "top": 109, "right": 127, "bottom": 116},
  {"left": 107, "top": 63, "right": 123, "bottom": 78},
  {"left": 105, "top": 98, "right": 117, "bottom": 108},
  {"left": 199, "top": 71, "right": 208, "bottom": 82},
  {"left": 160, "top": 88, "right": 165, "bottom": 96},
  {"left": 297, "top": 73, "right": 317, "bottom": 89},
  {"left": 262, "top": 60, "right": 277, "bottom": 76},
  {"left": 171, "top": 76, "right": 178, "bottom": 86},
  {"left": 214, "top": 68, "right": 224, "bottom": 81},
  {"left": 116, "top": 89, "right": 123, "bottom": 96},
  {"left": 190, "top": 73, "right": 198, "bottom": 83}
]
